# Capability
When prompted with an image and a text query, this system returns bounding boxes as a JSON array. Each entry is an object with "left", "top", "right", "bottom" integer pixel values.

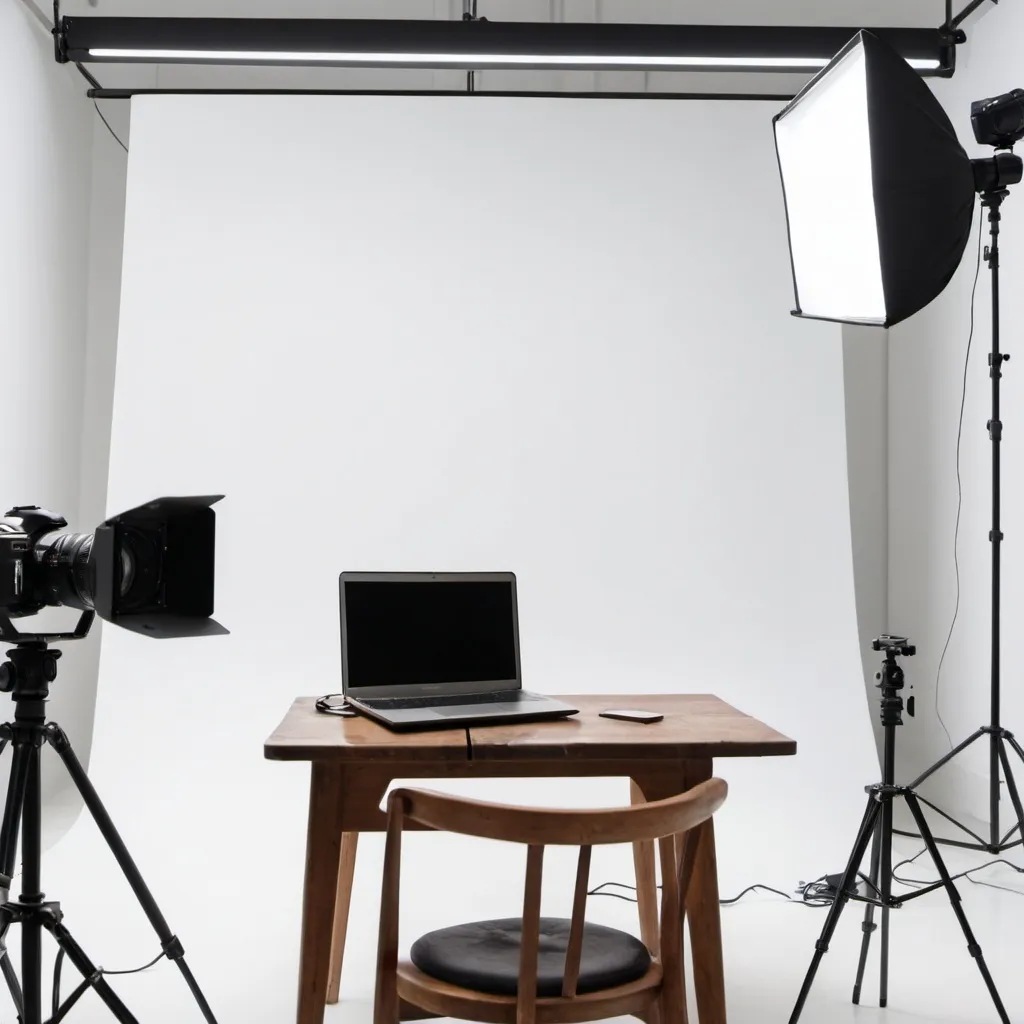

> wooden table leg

[
  {"left": 630, "top": 780, "right": 661, "bottom": 957},
  {"left": 326, "top": 832, "right": 360, "bottom": 1004},
  {"left": 296, "top": 762, "right": 347, "bottom": 1024},
  {"left": 634, "top": 762, "right": 726, "bottom": 1024},
  {"left": 685, "top": 759, "right": 726, "bottom": 1024}
]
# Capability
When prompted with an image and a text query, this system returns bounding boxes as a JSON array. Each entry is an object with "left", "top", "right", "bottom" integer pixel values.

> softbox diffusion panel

[{"left": 775, "top": 30, "right": 976, "bottom": 327}]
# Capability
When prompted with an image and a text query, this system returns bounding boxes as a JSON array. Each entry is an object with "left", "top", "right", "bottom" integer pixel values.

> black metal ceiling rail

[
  {"left": 945, "top": 0, "right": 996, "bottom": 30},
  {"left": 56, "top": 18, "right": 956, "bottom": 77},
  {"left": 87, "top": 88, "right": 797, "bottom": 102},
  {"left": 74, "top": 62, "right": 102, "bottom": 91}
]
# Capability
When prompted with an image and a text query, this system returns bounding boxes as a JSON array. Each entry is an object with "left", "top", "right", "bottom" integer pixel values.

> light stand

[
  {"left": 0, "top": 610, "right": 218, "bottom": 1024},
  {"left": 895, "top": 154, "right": 1024, "bottom": 855},
  {"left": 789, "top": 636, "right": 1009, "bottom": 1024}
]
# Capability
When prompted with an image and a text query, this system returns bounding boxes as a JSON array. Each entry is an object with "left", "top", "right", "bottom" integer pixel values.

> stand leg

[
  {"left": 21, "top": 744, "right": 42, "bottom": 1024},
  {"left": 0, "top": 740, "right": 28, "bottom": 1021},
  {"left": 851, "top": 816, "right": 881, "bottom": 1005},
  {"left": 0, "top": 742, "right": 31, "bottom": 891},
  {"left": 789, "top": 795, "right": 881, "bottom": 1024},
  {"left": 903, "top": 793, "right": 1010, "bottom": 1024},
  {"left": 45, "top": 725, "right": 219, "bottom": 1024},
  {"left": 909, "top": 728, "right": 986, "bottom": 790},
  {"left": 996, "top": 741, "right": 1024, "bottom": 846},
  {"left": 1006, "top": 733, "right": 1024, "bottom": 765},
  {"left": 44, "top": 918, "right": 139, "bottom": 1024},
  {"left": 878, "top": 791, "right": 893, "bottom": 1008}
]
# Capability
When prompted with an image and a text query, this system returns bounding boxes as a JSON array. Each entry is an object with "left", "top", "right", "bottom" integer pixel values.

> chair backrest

[
  {"left": 391, "top": 778, "right": 727, "bottom": 846},
  {"left": 375, "top": 779, "right": 728, "bottom": 1024}
]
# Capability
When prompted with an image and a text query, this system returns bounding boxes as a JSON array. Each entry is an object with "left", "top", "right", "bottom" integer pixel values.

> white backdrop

[
  {"left": 1, "top": 0, "right": 98, "bottom": 828},
  {"left": 38, "top": 94, "right": 878, "bottom": 1022}
]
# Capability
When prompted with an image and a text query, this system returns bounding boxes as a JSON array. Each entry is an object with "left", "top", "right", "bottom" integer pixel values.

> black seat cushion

[{"left": 409, "top": 917, "right": 651, "bottom": 998}]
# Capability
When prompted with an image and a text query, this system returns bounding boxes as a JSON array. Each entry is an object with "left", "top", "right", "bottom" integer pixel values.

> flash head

[{"left": 972, "top": 88, "right": 1024, "bottom": 149}]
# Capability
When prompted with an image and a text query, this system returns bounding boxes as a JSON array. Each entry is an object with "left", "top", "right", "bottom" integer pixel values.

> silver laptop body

[{"left": 339, "top": 571, "right": 577, "bottom": 731}]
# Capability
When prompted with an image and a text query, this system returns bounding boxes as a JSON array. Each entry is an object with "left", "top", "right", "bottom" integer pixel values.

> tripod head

[
  {"left": 871, "top": 635, "right": 916, "bottom": 658},
  {"left": 0, "top": 610, "right": 90, "bottom": 704},
  {"left": 872, "top": 635, "right": 915, "bottom": 728}
]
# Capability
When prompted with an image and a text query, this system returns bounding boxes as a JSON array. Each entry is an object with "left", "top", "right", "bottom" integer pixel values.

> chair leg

[
  {"left": 327, "top": 832, "right": 360, "bottom": 1004},
  {"left": 373, "top": 971, "right": 400, "bottom": 1024}
]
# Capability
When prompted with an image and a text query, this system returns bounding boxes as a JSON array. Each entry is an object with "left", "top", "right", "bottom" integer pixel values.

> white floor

[{"left": 16, "top": 800, "right": 1024, "bottom": 1024}]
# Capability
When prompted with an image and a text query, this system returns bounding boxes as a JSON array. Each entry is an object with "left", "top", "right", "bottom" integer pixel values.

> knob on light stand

[{"left": 788, "top": 636, "right": 1009, "bottom": 1024}]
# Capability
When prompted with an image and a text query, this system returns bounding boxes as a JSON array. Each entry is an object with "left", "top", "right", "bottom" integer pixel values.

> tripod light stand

[
  {"left": 774, "top": 28, "right": 1024, "bottom": 853},
  {"left": 900, "top": 149, "right": 1024, "bottom": 854},
  {"left": 0, "top": 611, "right": 219, "bottom": 1024},
  {"left": 788, "top": 638, "right": 1008, "bottom": 1024}
]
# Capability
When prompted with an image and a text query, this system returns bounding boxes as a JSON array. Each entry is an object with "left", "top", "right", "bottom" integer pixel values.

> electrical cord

[
  {"left": 589, "top": 841, "right": 1024, "bottom": 912},
  {"left": 92, "top": 99, "right": 128, "bottom": 154},
  {"left": 934, "top": 208, "right": 985, "bottom": 751},
  {"left": 51, "top": 947, "right": 166, "bottom": 1020},
  {"left": 587, "top": 876, "right": 832, "bottom": 909},
  {"left": 892, "top": 845, "right": 1024, "bottom": 897},
  {"left": 315, "top": 693, "right": 356, "bottom": 717}
]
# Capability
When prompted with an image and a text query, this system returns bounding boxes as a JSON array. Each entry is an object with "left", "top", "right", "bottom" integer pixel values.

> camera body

[{"left": 0, "top": 507, "right": 87, "bottom": 616}]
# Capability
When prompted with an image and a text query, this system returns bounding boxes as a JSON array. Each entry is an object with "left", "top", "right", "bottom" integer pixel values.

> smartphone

[{"left": 599, "top": 709, "right": 664, "bottom": 724}]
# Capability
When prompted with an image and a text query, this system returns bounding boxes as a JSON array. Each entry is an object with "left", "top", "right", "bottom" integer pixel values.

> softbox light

[{"left": 773, "top": 30, "right": 976, "bottom": 328}]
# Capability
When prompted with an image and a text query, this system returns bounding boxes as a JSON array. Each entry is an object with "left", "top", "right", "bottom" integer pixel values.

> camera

[{"left": 0, "top": 496, "right": 224, "bottom": 638}]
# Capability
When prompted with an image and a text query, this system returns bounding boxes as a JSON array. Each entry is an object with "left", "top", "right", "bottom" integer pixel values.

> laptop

[{"left": 339, "top": 571, "right": 578, "bottom": 731}]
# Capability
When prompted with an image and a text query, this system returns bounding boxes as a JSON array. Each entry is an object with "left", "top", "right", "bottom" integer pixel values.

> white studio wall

[
  {"left": 32, "top": 93, "right": 883, "bottom": 1023},
  {"left": 889, "top": 5, "right": 1024, "bottom": 823},
  {"left": 0, "top": 0, "right": 101, "bottom": 834}
]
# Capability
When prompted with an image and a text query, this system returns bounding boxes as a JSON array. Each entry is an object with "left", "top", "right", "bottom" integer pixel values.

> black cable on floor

[{"left": 588, "top": 877, "right": 832, "bottom": 908}]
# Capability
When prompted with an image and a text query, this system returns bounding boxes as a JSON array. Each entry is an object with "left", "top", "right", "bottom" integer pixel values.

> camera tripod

[
  {"left": 789, "top": 636, "right": 1009, "bottom": 1024},
  {"left": 0, "top": 610, "right": 218, "bottom": 1024}
]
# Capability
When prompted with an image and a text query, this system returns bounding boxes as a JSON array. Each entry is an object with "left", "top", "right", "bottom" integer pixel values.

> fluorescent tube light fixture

[
  {"left": 58, "top": 18, "right": 955, "bottom": 76},
  {"left": 83, "top": 48, "right": 941, "bottom": 72}
]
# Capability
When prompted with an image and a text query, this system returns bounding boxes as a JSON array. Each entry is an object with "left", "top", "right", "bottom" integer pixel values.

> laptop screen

[{"left": 341, "top": 575, "right": 519, "bottom": 693}]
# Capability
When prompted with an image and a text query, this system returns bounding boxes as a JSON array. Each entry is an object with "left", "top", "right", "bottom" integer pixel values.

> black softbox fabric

[
  {"left": 776, "top": 30, "right": 977, "bottom": 328},
  {"left": 863, "top": 31, "right": 976, "bottom": 327}
]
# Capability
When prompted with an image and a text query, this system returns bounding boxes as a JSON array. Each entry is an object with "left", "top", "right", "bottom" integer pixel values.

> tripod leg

[
  {"left": 878, "top": 793, "right": 893, "bottom": 1008},
  {"left": 0, "top": 935, "right": 25, "bottom": 1022},
  {"left": 909, "top": 728, "right": 986, "bottom": 790},
  {"left": 1006, "top": 732, "right": 1024, "bottom": 766},
  {"left": 789, "top": 795, "right": 881, "bottom": 1024},
  {"left": 44, "top": 918, "right": 139, "bottom": 1024},
  {"left": 996, "top": 741, "right": 1024, "bottom": 846},
  {"left": 851, "top": 815, "right": 882, "bottom": 1004},
  {"left": 21, "top": 743, "right": 43, "bottom": 1024},
  {"left": 904, "top": 793, "right": 1010, "bottom": 1024},
  {"left": 0, "top": 741, "right": 32, "bottom": 897},
  {"left": 46, "top": 726, "right": 219, "bottom": 1024}
]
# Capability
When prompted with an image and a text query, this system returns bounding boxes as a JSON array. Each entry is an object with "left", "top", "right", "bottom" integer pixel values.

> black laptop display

[{"left": 339, "top": 571, "right": 577, "bottom": 731}]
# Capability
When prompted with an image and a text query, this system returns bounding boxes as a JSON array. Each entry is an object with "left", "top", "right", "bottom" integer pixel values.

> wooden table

[{"left": 265, "top": 694, "right": 795, "bottom": 1024}]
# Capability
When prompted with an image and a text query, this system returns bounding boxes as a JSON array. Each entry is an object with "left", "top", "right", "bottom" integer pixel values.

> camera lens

[
  {"left": 119, "top": 544, "right": 135, "bottom": 598},
  {"left": 34, "top": 532, "right": 96, "bottom": 610},
  {"left": 113, "top": 527, "right": 161, "bottom": 611}
]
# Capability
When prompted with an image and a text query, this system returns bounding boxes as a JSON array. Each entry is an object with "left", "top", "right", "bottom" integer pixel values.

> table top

[{"left": 264, "top": 694, "right": 796, "bottom": 763}]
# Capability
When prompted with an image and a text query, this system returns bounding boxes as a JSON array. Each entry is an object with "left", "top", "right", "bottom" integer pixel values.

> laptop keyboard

[{"left": 359, "top": 690, "right": 543, "bottom": 710}]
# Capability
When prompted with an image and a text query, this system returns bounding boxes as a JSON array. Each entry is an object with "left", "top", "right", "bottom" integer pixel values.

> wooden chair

[{"left": 373, "top": 777, "right": 728, "bottom": 1024}]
